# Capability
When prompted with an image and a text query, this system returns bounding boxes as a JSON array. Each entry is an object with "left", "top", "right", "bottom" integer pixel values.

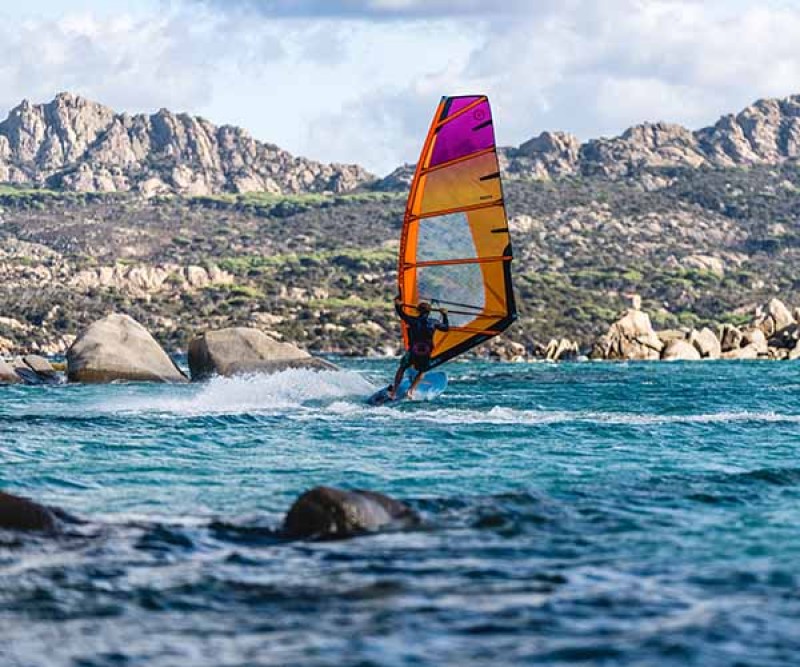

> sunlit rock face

[{"left": 0, "top": 93, "right": 374, "bottom": 196}]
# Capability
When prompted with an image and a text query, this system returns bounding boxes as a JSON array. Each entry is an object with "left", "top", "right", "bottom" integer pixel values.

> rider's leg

[
  {"left": 406, "top": 370, "right": 426, "bottom": 399},
  {"left": 388, "top": 355, "right": 410, "bottom": 399}
]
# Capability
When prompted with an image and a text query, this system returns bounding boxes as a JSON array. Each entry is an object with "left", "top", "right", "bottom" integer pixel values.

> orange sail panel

[{"left": 397, "top": 95, "right": 517, "bottom": 368}]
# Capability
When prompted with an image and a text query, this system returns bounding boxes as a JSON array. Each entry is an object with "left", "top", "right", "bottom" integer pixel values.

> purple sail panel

[
  {"left": 429, "top": 98, "right": 495, "bottom": 168},
  {"left": 440, "top": 96, "right": 482, "bottom": 120}
]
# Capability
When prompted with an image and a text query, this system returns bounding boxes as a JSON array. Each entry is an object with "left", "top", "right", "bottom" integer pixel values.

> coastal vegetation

[{"left": 2, "top": 164, "right": 800, "bottom": 358}]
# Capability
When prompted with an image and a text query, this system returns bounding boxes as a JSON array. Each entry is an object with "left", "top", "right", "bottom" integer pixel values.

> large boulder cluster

[
  {"left": 590, "top": 297, "right": 800, "bottom": 361},
  {"left": 0, "top": 313, "right": 335, "bottom": 385},
  {"left": 591, "top": 309, "right": 664, "bottom": 360},
  {"left": 2, "top": 295, "right": 799, "bottom": 386}
]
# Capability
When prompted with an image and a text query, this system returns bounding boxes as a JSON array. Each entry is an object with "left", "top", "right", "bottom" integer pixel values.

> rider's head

[{"left": 417, "top": 301, "right": 432, "bottom": 315}]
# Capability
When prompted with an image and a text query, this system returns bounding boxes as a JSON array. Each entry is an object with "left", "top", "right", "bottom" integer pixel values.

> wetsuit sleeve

[
  {"left": 436, "top": 312, "right": 450, "bottom": 332},
  {"left": 395, "top": 300, "right": 415, "bottom": 324}
]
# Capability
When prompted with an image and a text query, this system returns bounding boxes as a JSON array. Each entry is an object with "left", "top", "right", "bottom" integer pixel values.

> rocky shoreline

[
  {"left": 1, "top": 296, "right": 799, "bottom": 386},
  {"left": 0, "top": 313, "right": 333, "bottom": 385},
  {"left": 534, "top": 296, "right": 800, "bottom": 362}
]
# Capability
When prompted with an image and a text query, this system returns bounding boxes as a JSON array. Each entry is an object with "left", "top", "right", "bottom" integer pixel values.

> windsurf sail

[{"left": 396, "top": 95, "right": 517, "bottom": 368}]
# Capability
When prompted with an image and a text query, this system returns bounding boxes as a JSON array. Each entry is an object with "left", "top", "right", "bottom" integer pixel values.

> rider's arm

[
  {"left": 436, "top": 309, "right": 450, "bottom": 332},
  {"left": 395, "top": 297, "right": 414, "bottom": 324}
]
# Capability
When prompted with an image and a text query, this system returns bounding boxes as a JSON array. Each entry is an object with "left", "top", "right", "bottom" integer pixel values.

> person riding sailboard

[
  {"left": 367, "top": 94, "right": 517, "bottom": 405},
  {"left": 388, "top": 297, "right": 449, "bottom": 399}
]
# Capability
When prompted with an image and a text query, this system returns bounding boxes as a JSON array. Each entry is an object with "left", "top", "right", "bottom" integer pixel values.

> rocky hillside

[
  {"left": 5, "top": 92, "right": 800, "bottom": 197},
  {"left": 500, "top": 95, "right": 800, "bottom": 181},
  {"left": 2, "top": 92, "right": 800, "bottom": 358},
  {"left": 374, "top": 93, "right": 800, "bottom": 188},
  {"left": 1, "top": 161, "right": 800, "bottom": 358},
  {"left": 0, "top": 93, "right": 373, "bottom": 196}
]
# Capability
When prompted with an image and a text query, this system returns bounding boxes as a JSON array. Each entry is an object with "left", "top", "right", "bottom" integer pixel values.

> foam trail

[
  {"left": 334, "top": 406, "right": 800, "bottom": 427},
  {"left": 106, "top": 369, "right": 376, "bottom": 416}
]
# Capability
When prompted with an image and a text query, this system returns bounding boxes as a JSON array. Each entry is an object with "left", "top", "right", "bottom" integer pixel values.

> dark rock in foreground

[
  {"left": 67, "top": 313, "right": 188, "bottom": 383},
  {"left": 283, "top": 486, "right": 419, "bottom": 540},
  {"left": 0, "top": 485, "right": 417, "bottom": 542},
  {"left": 0, "top": 491, "right": 60, "bottom": 533},
  {"left": 188, "top": 327, "right": 336, "bottom": 381}
]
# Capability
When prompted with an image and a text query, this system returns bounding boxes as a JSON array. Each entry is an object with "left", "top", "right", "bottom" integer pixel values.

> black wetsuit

[{"left": 395, "top": 302, "right": 450, "bottom": 372}]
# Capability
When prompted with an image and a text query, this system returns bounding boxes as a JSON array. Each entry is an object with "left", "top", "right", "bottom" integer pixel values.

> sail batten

[
  {"left": 419, "top": 146, "right": 496, "bottom": 175},
  {"left": 406, "top": 255, "right": 512, "bottom": 269},
  {"left": 396, "top": 94, "right": 517, "bottom": 367},
  {"left": 407, "top": 199, "right": 504, "bottom": 222}
]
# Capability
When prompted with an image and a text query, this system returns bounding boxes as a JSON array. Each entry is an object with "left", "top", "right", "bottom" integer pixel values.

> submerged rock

[
  {"left": 67, "top": 313, "right": 188, "bottom": 383},
  {"left": 0, "top": 485, "right": 417, "bottom": 541},
  {"left": 0, "top": 491, "right": 59, "bottom": 533},
  {"left": 188, "top": 327, "right": 335, "bottom": 381},
  {"left": 282, "top": 486, "right": 419, "bottom": 540}
]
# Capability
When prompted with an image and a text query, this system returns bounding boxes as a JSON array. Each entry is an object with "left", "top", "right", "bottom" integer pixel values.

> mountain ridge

[
  {"left": 2, "top": 92, "right": 800, "bottom": 196},
  {"left": 0, "top": 92, "right": 373, "bottom": 197},
  {"left": 375, "top": 93, "right": 800, "bottom": 189},
  {"left": 503, "top": 94, "right": 800, "bottom": 180}
]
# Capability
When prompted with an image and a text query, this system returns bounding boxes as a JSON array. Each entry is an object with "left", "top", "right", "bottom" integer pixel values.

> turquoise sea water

[{"left": 2, "top": 359, "right": 800, "bottom": 666}]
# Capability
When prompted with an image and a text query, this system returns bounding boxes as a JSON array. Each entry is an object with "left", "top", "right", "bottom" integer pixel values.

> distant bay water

[{"left": 2, "top": 359, "right": 800, "bottom": 666}]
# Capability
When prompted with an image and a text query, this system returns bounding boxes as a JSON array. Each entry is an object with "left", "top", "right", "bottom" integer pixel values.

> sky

[{"left": 2, "top": 0, "right": 800, "bottom": 175}]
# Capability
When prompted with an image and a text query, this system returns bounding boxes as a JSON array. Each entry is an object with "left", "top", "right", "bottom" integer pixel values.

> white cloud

[
  {"left": 190, "top": 0, "right": 532, "bottom": 19},
  {"left": 0, "top": 10, "right": 226, "bottom": 116},
  {"left": 299, "top": 0, "right": 800, "bottom": 172}
]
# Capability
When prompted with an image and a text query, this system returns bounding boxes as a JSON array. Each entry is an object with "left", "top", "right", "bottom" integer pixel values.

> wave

[
  {"left": 310, "top": 405, "right": 800, "bottom": 427},
  {"left": 35, "top": 368, "right": 800, "bottom": 427},
  {"left": 712, "top": 467, "right": 800, "bottom": 487},
  {"left": 102, "top": 369, "right": 376, "bottom": 416}
]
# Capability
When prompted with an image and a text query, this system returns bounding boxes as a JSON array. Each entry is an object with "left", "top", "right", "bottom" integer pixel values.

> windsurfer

[{"left": 388, "top": 295, "right": 449, "bottom": 399}]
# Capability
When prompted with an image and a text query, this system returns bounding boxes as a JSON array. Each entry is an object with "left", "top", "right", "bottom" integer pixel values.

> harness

[
  {"left": 408, "top": 316, "right": 437, "bottom": 357},
  {"left": 411, "top": 340, "right": 433, "bottom": 356}
]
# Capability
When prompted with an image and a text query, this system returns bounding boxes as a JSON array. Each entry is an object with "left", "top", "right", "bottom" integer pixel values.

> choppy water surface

[{"left": 2, "top": 360, "right": 800, "bottom": 666}]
